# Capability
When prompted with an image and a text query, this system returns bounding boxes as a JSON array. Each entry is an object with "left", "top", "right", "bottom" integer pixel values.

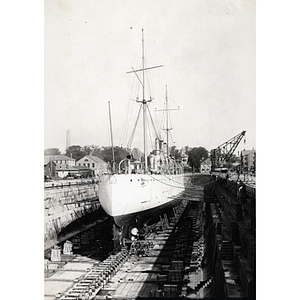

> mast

[
  {"left": 165, "top": 86, "right": 170, "bottom": 157},
  {"left": 108, "top": 101, "right": 115, "bottom": 171},
  {"left": 155, "top": 86, "right": 180, "bottom": 157},
  {"left": 127, "top": 29, "right": 163, "bottom": 173},
  {"left": 142, "top": 29, "right": 147, "bottom": 172}
]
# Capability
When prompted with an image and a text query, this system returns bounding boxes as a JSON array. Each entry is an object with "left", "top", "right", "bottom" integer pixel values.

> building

[
  {"left": 75, "top": 155, "right": 108, "bottom": 176},
  {"left": 241, "top": 149, "right": 256, "bottom": 172},
  {"left": 76, "top": 166, "right": 94, "bottom": 178},
  {"left": 44, "top": 155, "right": 76, "bottom": 168},
  {"left": 44, "top": 159, "right": 56, "bottom": 180},
  {"left": 44, "top": 155, "right": 78, "bottom": 179},
  {"left": 55, "top": 164, "right": 80, "bottom": 179},
  {"left": 200, "top": 158, "right": 212, "bottom": 173}
]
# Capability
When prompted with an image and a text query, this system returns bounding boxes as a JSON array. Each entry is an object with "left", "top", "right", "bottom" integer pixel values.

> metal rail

[{"left": 58, "top": 249, "right": 129, "bottom": 300}]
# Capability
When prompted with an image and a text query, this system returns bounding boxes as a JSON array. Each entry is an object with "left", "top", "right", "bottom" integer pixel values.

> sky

[
  {"left": 44, "top": 0, "right": 255, "bottom": 155},
  {"left": 3, "top": 2, "right": 300, "bottom": 299}
]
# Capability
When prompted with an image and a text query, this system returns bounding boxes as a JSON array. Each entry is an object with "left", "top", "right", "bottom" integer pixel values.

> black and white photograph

[{"left": 44, "top": 1, "right": 258, "bottom": 299}]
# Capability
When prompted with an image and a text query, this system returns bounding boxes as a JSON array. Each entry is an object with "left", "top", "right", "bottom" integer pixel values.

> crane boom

[{"left": 210, "top": 130, "right": 246, "bottom": 172}]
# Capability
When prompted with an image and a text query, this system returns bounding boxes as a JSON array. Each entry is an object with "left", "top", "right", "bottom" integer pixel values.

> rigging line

[
  {"left": 147, "top": 174, "right": 212, "bottom": 191},
  {"left": 120, "top": 100, "right": 129, "bottom": 146},
  {"left": 160, "top": 173, "right": 204, "bottom": 190},
  {"left": 160, "top": 173, "right": 221, "bottom": 189},
  {"left": 121, "top": 97, "right": 130, "bottom": 146},
  {"left": 153, "top": 90, "right": 162, "bottom": 134},
  {"left": 183, "top": 177, "right": 222, "bottom": 188},
  {"left": 160, "top": 116, "right": 165, "bottom": 137},
  {"left": 127, "top": 104, "right": 142, "bottom": 149},
  {"left": 146, "top": 105, "right": 159, "bottom": 139},
  {"left": 153, "top": 106, "right": 162, "bottom": 139},
  {"left": 121, "top": 102, "right": 131, "bottom": 147},
  {"left": 146, "top": 103, "right": 157, "bottom": 150},
  {"left": 130, "top": 67, "right": 143, "bottom": 86},
  {"left": 169, "top": 131, "right": 174, "bottom": 146},
  {"left": 147, "top": 173, "right": 186, "bottom": 189},
  {"left": 121, "top": 70, "right": 138, "bottom": 146},
  {"left": 145, "top": 57, "right": 155, "bottom": 99},
  {"left": 147, "top": 105, "right": 156, "bottom": 156},
  {"left": 161, "top": 174, "right": 187, "bottom": 187},
  {"left": 121, "top": 97, "right": 134, "bottom": 147},
  {"left": 125, "top": 96, "right": 136, "bottom": 142},
  {"left": 146, "top": 114, "right": 154, "bottom": 151},
  {"left": 127, "top": 107, "right": 140, "bottom": 149},
  {"left": 146, "top": 74, "right": 152, "bottom": 100},
  {"left": 161, "top": 100, "right": 167, "bottom": 134}
]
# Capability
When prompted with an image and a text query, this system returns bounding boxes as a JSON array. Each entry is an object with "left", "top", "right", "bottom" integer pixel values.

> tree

[
  {"left": 65, "top": 145, "right": 86, "bottom": 160},
  {"left": 83, "top": 144, "right": 100, "bottom": 155},
  {"left": 187, "top": 146, "right": 208, "bottom": 172},
  {"left": 169, "top": 145, "right": 181, "bottom": 160},
  {"left": 184, "top": 146, "right": 189, "bottom": 154},
  {"left": 91, "top": 146, "right": 102, "bottom": 158},
  {"left": 95, "top": 146, "right": 129, "bottom": 166},
  {"left": 83, "top": 146, "right": 92, "bottom": 155},
  {"left": 44, "top": 148, "right": 61, "bottom": 155}
]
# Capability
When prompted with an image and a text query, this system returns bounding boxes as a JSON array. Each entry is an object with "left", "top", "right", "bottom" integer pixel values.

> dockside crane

[{"left": 210, "top": 130, "right": 246, "bottom": 172}]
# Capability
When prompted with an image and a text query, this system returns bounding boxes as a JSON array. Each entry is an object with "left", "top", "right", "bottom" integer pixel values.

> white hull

[{"left": 98, "top": 173, "right": 186, "bottom": 219}]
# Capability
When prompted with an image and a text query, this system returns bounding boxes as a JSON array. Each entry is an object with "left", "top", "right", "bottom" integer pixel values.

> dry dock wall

[
  {"left": 210, "top": 177, "right": 256, "bottom": 298},
  {"left": 44, "top": 179, "right": 101, "bottom": 250}
]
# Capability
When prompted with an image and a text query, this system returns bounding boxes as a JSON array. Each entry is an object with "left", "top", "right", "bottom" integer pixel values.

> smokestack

[
  {"left": 155, "top": 138, "right": 160, "bottom": 155},
  {"left": 159, "top": 139, "right": 163, "bottom": 151},
  {"left": 163, "top": 142, "right": 167, "bottom": 154}
]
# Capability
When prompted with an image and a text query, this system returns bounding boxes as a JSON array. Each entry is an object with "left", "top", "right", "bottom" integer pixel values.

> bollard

[
  {"left": 63, "top": 240, "right": 73, "bottom": 255},
  {"left": 51, "top": 246, "right": 61, "bottom": 262}
]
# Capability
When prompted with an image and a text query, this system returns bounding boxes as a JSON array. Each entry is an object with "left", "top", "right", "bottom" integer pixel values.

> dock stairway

[{"left": 221, "top": 240, "right": 234, "bottom": 260}]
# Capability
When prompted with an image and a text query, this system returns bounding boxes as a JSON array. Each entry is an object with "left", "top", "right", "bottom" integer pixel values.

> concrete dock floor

[
  {"left": 44, "top": 200, "right": 203, "bottom": 299},
  {"left": 45, "top": 225, "right": 190, "bottom": 299}
]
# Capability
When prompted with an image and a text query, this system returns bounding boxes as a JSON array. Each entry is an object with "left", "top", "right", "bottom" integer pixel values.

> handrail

[{"left": 118, "top": 158, "right": 130, "bottom": 174}]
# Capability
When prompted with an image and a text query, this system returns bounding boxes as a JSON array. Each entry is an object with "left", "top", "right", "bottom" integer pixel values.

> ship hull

[
  {"left": 114, "top": 196, "right": 183, "bottom": 228},
  {"left": 98, "top": 173, "right": 186, "bottom": 227}
]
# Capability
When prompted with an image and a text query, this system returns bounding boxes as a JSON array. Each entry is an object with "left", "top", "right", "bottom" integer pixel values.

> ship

[{"left": 99, "top": 29, "right": 187, "bottom": 228}]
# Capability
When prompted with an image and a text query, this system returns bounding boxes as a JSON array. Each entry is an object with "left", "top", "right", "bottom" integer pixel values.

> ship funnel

[
  {"left": 163, "top": 142, "right": 167, "bottom": 153},
  {"left": 155, "top": 138, "right": 160, "bottom": 155},
  {"left": 159, "top": 139, "right": 164, "bottom": 151}
]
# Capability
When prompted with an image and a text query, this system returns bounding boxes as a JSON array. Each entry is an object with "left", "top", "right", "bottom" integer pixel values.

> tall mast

[
  {"left": 165, "top": 86, "right": 169, "bottom": 157},
  {"left": 142, "top": 29, "right": 147, "bottom": 172},
  {"left": 155, "top": 86, "right": 180, "bottom": 157},
  {"left": 108, "top": 101, "right": 115, "bottom": 170},
  {"left": 127, "top": 29, "right": 163, "bottom": 172}
]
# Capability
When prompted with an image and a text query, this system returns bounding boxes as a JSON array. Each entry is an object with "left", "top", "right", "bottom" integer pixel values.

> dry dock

[
  {"left": 45, "top": 176, "right": 255, "bottom": 299},
  {"left": 45, "top": 200, "right": 189, "bottom": 299}
]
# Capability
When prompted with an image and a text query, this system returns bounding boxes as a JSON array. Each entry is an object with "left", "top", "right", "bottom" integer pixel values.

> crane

[{"left": 210, "top": 130, "right": 246, "bottom": 172}]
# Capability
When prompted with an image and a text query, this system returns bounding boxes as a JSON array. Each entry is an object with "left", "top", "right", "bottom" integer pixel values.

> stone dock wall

[{"left": 44, "top": 179, "right": 101, "bottom": 251}]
